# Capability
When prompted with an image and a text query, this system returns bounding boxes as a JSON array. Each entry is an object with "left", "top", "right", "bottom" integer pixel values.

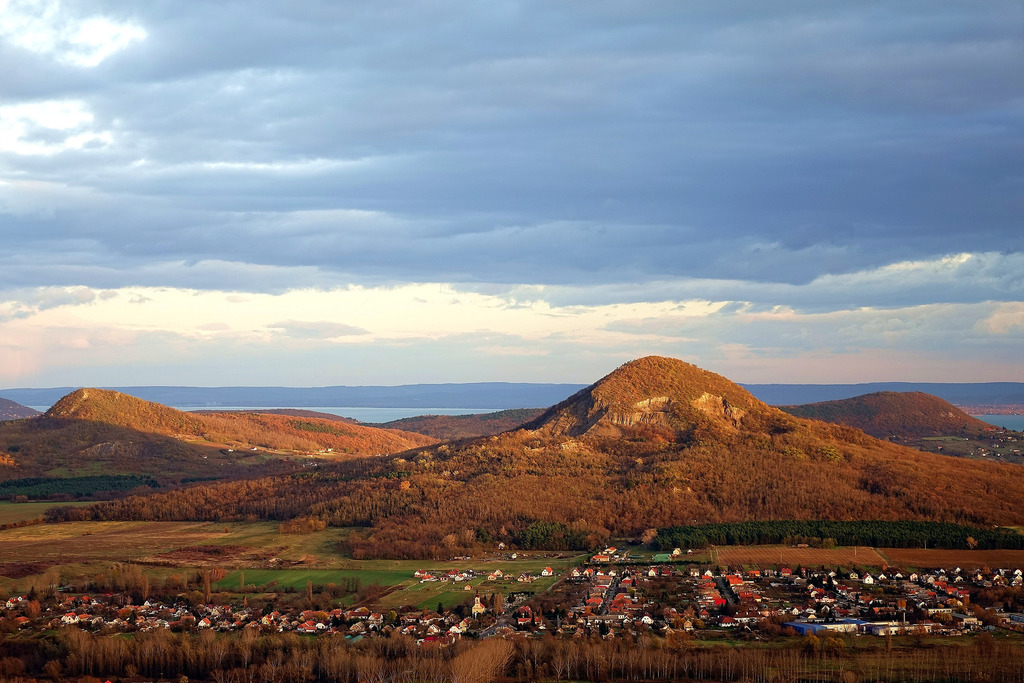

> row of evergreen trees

[
  {"left": 654, "top": 520, "right": 1024, "bottom": 550},
  {"left": 0, "top": 475, "right": 158, "bottom": 499}
]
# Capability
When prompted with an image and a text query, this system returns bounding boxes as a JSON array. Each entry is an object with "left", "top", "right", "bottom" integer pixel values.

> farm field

[
  {"left": 381, "top": 575, "right": 561, "bottom": 610},
  {"left": 0, "top": 501, "right": 90, "bottom": 525},
  {"left": 0, "top": 519, "right": 583, "bottom": 607},
  {"left": 0, "top": 521, "right": 230, "bottom": 566},
  {"left": 212, "top": 559, "right": 573, "bottom": 610},
  {"left": 714, "top": 545, "right": 888, "bottom": 567},
  {"left": 880, "top": 548, "right": 1024, "bottom": 569}
]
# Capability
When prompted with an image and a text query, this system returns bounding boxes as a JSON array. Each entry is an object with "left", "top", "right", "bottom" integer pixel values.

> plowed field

[
  {"left": 880, "top": 548, "right": 1024, "bottom": 569},
  {"left": 714, "top": 545, "right": 887, "bottom": 567}
]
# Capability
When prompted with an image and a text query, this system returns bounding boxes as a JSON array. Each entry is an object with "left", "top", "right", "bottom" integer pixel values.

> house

[{"left": 541, "top": 567, "right": 554, "bottom": 577}]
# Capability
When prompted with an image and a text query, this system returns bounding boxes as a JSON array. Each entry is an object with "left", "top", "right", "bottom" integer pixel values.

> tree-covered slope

[{"left": 780, "top": 391, "right": 996, "bottom": 438}]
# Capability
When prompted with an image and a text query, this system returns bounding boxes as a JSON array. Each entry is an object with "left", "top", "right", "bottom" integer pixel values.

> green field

[
  {"left": 213, "top": 556, "right": 575, "bottom": 610},
  {"left": 0, "top": 501, "right": 91, "bottom": 525},
  {"left": 215, "top": 567, "right": 412, "bottom": 591}
]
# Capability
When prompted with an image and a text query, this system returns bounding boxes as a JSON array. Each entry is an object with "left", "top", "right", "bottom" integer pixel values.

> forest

[{"left": 0, "top": 475, "right": 158, "bottom": 500}]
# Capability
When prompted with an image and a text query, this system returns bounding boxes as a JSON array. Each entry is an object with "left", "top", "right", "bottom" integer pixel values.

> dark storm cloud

[{"left": 2, "top": 0, "right": 1022, "bottom": 295}]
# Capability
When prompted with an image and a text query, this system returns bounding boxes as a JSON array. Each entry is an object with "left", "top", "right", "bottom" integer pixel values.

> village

[{"left": 4, "top": 550, "right": 1024, "bottom": 646}]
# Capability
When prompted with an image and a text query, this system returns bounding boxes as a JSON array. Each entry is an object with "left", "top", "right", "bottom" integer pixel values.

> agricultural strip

[
  {"left": 0, "top": 521, "right": 229, "bottom": 567},
  {"left": 879, "top": 548, "right": 1024, "bottom": 569},
  {"left": 714, "top": 545, "right": 887, "bottom": 567},
  {"left": 0, "top": 501, "right": 90, "bottom": 525}
]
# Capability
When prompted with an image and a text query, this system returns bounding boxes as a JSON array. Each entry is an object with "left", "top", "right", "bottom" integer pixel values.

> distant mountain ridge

[
  {"left": 780, "top": 391, "right": 996, "bottom": 438},
  {"left": 4, "top": 381, "right": 1023, "bottom": 411},
  {"left": 743, "top": 382, "right": 1024, "bottom": 406},
  {"left": 0, "top": 383, "right": 587, "bottom": 410}
]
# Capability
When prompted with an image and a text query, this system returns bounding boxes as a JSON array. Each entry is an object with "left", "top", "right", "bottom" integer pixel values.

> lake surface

[
  {"left": 182, "top": 406, "right": 499, "bottom": 423},
  {"left": 973, "top": 414, "right": 1024, "bottom": 431}
]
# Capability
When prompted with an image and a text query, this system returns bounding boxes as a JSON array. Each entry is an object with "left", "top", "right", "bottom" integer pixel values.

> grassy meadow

[{"left": 0, "top": 501, "right": 91, "bottom": 525}]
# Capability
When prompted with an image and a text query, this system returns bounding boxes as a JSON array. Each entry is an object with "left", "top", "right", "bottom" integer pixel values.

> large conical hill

[{"left": 525, "top": 356, "right": 788, "bottom": 440}]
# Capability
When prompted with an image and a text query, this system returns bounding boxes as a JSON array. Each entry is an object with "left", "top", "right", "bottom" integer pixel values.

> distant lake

[
  {"left": 974, "top": 414, "right": 1024, "bottom": 431},
  {"left": 182, "top": 406, "right": 500, "bottom": 423},
  {"left": 27, "top": 405, "right": 499, "bottom": 422}
]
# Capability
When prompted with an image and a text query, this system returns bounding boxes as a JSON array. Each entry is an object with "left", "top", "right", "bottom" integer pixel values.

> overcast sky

[{"left": 1, "top": 0, "right": 1022, "bottom": 387}]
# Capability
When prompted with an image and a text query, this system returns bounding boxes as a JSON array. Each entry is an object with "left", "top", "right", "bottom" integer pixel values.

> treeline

[
  {"left": 0, "top": 475, "right": 158, "bottom": 500},
  {"left": 2, "top": 626, "right": 1024, "bottom": 682},
  {"left": 654, "top": 520, "right": 1024, "bottom": 551},
  {"left": 517, "top": 521, "right": 590, "bottom": 550}
]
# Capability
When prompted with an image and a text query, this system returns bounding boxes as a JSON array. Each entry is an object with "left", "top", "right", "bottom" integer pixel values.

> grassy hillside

[
  {"left": 0, "top": 389, "right": 435, "bottom": 492},
  {"left": 780, "top": 391, "right": 996, "bottom": 438},
  {"left": 83, "top": 357, "right": 1024, "bottom": 558}
]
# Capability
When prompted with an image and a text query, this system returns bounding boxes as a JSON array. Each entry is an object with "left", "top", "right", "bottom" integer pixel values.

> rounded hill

[
  {"left": 47, "top": 388, "right": 207, "bottom": 434},
  {"left": 780, "top": 391, "right": 995, "bottom": 438}
]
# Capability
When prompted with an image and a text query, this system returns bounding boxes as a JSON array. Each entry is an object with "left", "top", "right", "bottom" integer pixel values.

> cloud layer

[{"left": 1, "top": 1, "right": 1021, "bottom": 385}]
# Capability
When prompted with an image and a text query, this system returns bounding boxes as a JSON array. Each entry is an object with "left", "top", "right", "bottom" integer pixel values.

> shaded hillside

[
  {"left": 1, "top": 390, "right": 435, "bottom": 490},
  {"left": 0, "top": 398, "right": 40, "bottom": 421},
  {"left": 86, "top": 357, "right": 1024, "bottom": 558},
  {"left": 0, "top": 413, "right": 265, "bottom": 489},
  {"left": 376, "top": 408, "right": 544, "bottom": 441},
  {"left": 780, "top": 391, "right": 996, "bottom": 438}
]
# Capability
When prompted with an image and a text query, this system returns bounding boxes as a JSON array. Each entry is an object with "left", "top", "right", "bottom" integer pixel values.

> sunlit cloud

[
  {"left": 0, "top": 0, "right": 146, "bottom": 67},
  {"left": 0, "top": 100, "right": 113, "bottom": 156}
]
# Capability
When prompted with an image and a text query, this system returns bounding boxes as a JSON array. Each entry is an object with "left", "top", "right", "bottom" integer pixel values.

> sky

[{"left": 1, "top": 0, "right": 1022, "bottom": 387}]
